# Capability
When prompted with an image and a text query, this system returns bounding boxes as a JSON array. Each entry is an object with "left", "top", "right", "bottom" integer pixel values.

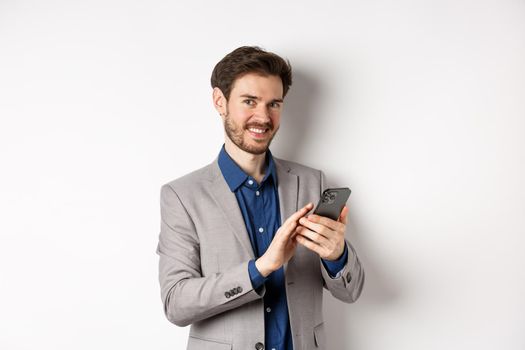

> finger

[
  {"left": 338, "top": 205, "right": 349, "bottom": 225},
  {"left": 280, "top": 203, "right": 314, "bottom": 237},
  {"left": 299, "top": 217, "right": 333, "bottom": 239},
  {"left": 285, "top": 202, "right": 313, "bottom": 226},
  {"left": 295, "top": 234, "right": 323, "bottom": 256},
  {"left": 307, "top": 213, "right": 344, "bottom": 231},
  {"left": 296, "top": 226, "right": 330, "bottom": 247}
]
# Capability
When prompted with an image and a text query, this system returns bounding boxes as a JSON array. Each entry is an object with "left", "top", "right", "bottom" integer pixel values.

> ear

[{"left": 212, "top": 87, "right": 227, "bottom": 116}]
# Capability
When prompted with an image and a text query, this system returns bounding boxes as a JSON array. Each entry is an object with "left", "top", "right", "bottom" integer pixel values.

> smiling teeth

[{"left": 249, "top": 128, "right": 266, "bottom": 134}]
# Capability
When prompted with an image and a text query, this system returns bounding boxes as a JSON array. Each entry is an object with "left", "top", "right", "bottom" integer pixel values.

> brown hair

[{"left": 211, "top": 46, "right": 292, "bottom": 100}]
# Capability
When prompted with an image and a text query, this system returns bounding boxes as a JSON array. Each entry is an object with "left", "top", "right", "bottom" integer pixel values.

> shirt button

[
  {"left": 248, "top": 180, "right": 254, "bottom": 185},
  {"left": 258, "top": 227, "right": 264, "bottom": 233},
  {"left": 266, "top": 307, "right": 271, "bottom": 313},
  {"left": 256, "top": 191, "right": 260, "bottom": 196}
]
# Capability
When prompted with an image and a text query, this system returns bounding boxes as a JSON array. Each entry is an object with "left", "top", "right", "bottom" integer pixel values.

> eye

[
  {"left": 269, "top": 101, "right": 281, "bottom": 109},
  {"left": 243, "top": 99, "right": 255, "bottom": 106}
]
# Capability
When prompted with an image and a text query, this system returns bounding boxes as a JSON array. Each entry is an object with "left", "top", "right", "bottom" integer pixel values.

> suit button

[
  {"left": 255, "top": 342, "right": 264, "bottom": 350},
  {"left": 346, "top": 272, "right": 352, "bottom": 283},
  {"left": 237, "top": 286, "right": 242, "bottom": 293},
  {"left": 225, "top": 291, "right": 231, "bottom": 298}
]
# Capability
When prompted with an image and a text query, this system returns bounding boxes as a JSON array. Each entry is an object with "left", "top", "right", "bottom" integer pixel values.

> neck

[{"left": 224, "top": 138, "right": 267, "bottom": 183}]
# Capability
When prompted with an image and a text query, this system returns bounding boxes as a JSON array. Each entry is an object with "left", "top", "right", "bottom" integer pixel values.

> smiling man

[{"left": 157, "top": 46, "right": 364, "bottom": 350}]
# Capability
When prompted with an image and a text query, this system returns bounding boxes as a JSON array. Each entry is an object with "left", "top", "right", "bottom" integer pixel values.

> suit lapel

[
  {"left": 209, "top": 160, "right": 255, "bottom": 259},
  {"left": 275, "top": 158, "right": 298, "bottom": 224},
  {"left": 275, "top": 158, "right": 299, "bottom": 275}
]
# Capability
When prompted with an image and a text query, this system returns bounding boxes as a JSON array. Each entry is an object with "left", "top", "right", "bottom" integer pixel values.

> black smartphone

[{"left": 313, "top": 187, "right": 351, "bottom": 221}]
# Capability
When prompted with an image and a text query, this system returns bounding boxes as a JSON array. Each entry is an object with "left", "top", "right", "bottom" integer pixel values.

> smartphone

[{"left": 313, "top": 187, "right": 351, "bottom": 221}]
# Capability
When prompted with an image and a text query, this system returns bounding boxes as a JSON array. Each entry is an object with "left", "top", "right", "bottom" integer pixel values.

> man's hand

[
  {"left": 294, "top": 205, "right": 349, "bottom": 261},
  {"left": 255, "top": 203, "right": 314, "bottom": 277}
]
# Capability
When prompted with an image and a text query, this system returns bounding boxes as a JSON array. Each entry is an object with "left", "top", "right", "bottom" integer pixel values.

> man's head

[
  {"left": 211, "top": 46, "right": 292, "bottom": 155},
  {"left": 211, "top": 46, "right": 292, "bottom": 101}
]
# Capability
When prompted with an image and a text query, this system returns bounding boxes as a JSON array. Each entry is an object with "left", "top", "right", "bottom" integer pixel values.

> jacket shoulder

[{"left": 161, "top": 160, "right": 219, "bottom": 194}]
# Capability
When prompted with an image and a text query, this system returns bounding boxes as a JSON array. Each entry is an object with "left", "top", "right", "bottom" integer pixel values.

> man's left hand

[{"left": 294, "top": 205, "right": 349, "bottom": 261}]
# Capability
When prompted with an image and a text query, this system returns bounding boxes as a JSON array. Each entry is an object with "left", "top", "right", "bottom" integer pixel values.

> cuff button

[{"left": 345, "top": 272, "right": 352, "bottom": 283}]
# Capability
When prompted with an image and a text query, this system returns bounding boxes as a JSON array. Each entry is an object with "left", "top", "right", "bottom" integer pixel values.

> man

[{"left": 157, "top": 46, "right": 364, "bottom": 350}]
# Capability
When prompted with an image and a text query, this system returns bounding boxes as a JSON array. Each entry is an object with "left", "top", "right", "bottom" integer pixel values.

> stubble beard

[{"left": 223, "top": 109, "right": 279, "bottom": 155}]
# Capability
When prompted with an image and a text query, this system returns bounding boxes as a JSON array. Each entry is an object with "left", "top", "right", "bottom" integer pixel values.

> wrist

[
  {"left": 255, "top": 256, "right": 275, "bottom": 277},
  {"left": 326, "top": 243, "right": 346, "bottom": 261}
]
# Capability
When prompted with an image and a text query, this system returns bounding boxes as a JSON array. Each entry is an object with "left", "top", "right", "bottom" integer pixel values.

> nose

[{"left": 254, "top": 103, "right": 271, "bottom": 120}]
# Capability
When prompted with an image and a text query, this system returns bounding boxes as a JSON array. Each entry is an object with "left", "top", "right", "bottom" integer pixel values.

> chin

[
  {"left": 240, "top": 140, "right": 270, "bottom": 155},
  {"left": 244, "top": 145, "right": 268, "bottom": 155}
]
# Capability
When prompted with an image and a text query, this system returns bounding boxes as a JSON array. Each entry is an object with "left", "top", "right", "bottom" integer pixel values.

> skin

[{"left": 213, "top": 73, "right": 347, "bottom": 278}]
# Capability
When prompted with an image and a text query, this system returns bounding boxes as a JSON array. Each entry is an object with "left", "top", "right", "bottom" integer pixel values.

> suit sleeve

[
  {"left": 156, "top": 184, "right": 265, "bottom": 327},
  {"left": 318, "top": 171, "right": 365, "bottom": 303}
]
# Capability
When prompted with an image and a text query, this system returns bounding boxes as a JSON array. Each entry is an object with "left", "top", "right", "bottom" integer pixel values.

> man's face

[{"left": 218, "top": 73, "right": 284, "bottom": 155}]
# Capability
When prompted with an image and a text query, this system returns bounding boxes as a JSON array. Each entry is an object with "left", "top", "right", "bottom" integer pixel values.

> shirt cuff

[
  {"left": 321, "top": 244, "right": 349, "bottom": 278},
  {"left": 248, "top": 259, "right": 267, "bottom": 290}
]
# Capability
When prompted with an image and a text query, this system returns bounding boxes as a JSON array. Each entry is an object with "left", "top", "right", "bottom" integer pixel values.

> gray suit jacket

[{"left": 157, "top": 156, "right": 364, "bottom": 350}]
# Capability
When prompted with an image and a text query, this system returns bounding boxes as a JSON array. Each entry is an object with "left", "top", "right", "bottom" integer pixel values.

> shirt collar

[{"left": 217, "top": 144, "right": 278, "bottom": 192}]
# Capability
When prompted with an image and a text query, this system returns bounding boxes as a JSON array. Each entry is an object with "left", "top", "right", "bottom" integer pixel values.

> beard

[{"left": 223, "top": 109, "right": 279, "bottom": 155}]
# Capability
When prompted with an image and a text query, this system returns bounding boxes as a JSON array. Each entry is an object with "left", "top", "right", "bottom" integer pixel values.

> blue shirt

[{"left": 217, "top": 145, "right": 348, "bottom": 350}]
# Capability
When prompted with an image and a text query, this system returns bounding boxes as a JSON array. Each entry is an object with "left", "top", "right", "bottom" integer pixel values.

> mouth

[{"left": 246, "top": 126, "right": 270, "bottom": 139}]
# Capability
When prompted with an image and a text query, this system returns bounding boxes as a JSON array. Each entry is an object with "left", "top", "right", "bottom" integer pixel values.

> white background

[{"left": 1, "top": 0, "right": 524, "bottom": 349}]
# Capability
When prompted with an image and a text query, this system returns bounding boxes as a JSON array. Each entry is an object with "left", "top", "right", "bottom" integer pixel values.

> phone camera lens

[{"left": 322, "top": 191, "right": 337, "bottom": 204}]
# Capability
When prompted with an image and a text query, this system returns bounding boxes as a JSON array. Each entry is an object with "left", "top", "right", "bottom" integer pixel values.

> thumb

[{"left": 338, "top": 205, "right": 349, "bottom": 225}]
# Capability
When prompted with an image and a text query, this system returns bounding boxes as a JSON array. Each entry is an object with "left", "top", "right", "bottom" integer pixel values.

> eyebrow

[{"left": 240, "top": 94, "right": 283, "bottom": 103}]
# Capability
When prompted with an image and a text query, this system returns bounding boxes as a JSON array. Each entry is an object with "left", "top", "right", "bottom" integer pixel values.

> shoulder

[{"left": 161, "top": 159, "right": 220, "bottom": 196}]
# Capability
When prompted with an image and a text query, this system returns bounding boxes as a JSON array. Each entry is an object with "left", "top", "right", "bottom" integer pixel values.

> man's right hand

[{"left": 255, "top": 202, "right": 314, "bottom": 277}]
